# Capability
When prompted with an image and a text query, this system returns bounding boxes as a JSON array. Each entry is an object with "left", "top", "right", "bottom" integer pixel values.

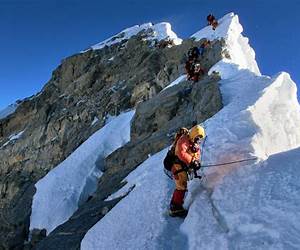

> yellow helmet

[{"left": 189, "top": 125, "right": 205, "bottom": 141}]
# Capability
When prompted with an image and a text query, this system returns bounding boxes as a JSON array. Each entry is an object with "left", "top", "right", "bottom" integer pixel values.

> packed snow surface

[
  {"left": 81, "top": 148, "right": 188, "bottom": 250},
  {"left": 181, "top": 147, "right": 300, "bottom": 250},
  {"left": 0, "top": 103, "right": 18, "bottom": 119},
  {"left": 30, "top": 110, "right": 135, "bottom": 234},
  {"left": 81, "top": 12, "right": 300, "bottom": 249},
  {"left": 88, "top": 22, "right": 182, "bottom": 51},
  {"left": 82, "top": 146, "right": 300, "bottom": 250}
]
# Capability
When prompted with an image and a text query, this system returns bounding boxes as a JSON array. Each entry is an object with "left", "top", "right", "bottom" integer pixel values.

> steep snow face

[
  {"left": 205, "top": 61, "right": 300, "bottom": 163},
  {"left": 192, "top": 13, "right": 260, "bottom": 75},
  {"left": 250, "top": 72, "right": 300, "bottom": 158},
  {"left": 181, "top": 147, "right": 300, "bottom": 250},
  {"left": 82, "top": 145, "right": 300, "bottom": 250},
  {"left": 30, "top": 110, "right": 135, "bottom": 235},
  {"left": 0, "top": 103, "right": 18, "bottom": 120},
  {"left": 87, "top": 22, "right": 182, "bottom": 51},
  {"left": 81, "top": 148, "right": 190, "bottom": 250}
]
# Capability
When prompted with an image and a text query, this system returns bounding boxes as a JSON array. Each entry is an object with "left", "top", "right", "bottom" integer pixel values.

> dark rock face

[
  {"left": 131, "top": 77, "right": 222, "bottom": 142},
  {"left": 0, "top": 30, "right": 225, "bottom": 249}
]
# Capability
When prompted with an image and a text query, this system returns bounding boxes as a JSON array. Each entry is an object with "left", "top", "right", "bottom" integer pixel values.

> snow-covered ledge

[{"left": 30, "top": 110, "right": 135, "bottom": 235}]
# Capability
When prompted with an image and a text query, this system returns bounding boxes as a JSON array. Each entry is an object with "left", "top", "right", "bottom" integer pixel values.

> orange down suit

[{"left": 171, "top": 134, "right": 200, "bottom": 191}]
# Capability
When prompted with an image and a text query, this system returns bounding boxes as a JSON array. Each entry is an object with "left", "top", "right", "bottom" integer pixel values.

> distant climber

[
  {"left": 207, "top": 14, "right": 218, "bottom": 30},
  {"left": 157, "top": 38, "right": 175, "bottom": 48},
  {"left": 185, "top": 58, "right": 194, "bottom": 80},
  {"left": 185, "top": 45, "right": 206, "bottom": 82},
  {"left": 185, "top": 59, "right": 205, "bottom": 82},
  {"left": 192, "top": 62, "right": 205, "bottom": 82},
  {"left": 199, "top": 39, "right": 211, "bottom": 57},
  {"left": 168, "top": 125, "right": 205, "bottom": 217},
  {"left": 187, "top": 46, "right": 200, "bottom": 61}
]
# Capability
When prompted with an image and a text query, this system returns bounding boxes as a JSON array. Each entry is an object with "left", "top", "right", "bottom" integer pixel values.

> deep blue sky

[{"left": 1, "top": 0, "right": 300, "bottom": 110}]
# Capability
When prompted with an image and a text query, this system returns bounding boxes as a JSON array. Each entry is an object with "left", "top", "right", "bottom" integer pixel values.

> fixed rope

[{"left": 202, "top": 157, "right": 258, "bottom": 168}]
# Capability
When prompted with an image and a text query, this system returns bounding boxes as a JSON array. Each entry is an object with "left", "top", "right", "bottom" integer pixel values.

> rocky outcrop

[{"left": 0, "top": 28, "right": 225, "bottom": 249}]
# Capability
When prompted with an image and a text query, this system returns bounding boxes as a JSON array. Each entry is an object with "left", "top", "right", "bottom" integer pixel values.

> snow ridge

[
  {"left": 192, "top": 12, "right": 260, "bottom": 75},
  {"left": 87, "top": 22, "right": 182, "bottom": 51}
]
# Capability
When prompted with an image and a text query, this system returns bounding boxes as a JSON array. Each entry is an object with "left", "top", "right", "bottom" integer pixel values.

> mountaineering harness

[
  {"left": 164, "top": 155, "right": 258, "bottom": 180},
  {"left": 163, "top": 134, "right": 258, "bottom": 181}
]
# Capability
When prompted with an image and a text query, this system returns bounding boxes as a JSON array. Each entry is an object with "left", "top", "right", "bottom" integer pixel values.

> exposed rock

[
  {"left": 131, "top": 77, "right": 222, "bottom": 141},
  {"left": 30, "top": 229, "right": 47, "bottom": 247}
]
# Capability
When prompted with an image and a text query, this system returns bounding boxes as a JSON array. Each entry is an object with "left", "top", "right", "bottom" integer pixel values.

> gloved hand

[
  {"left": 190, "top": 160, "right": 201, "bottom": 170},
  {"left": 191, "top": 143, "right": 200, "bottom": 153}
]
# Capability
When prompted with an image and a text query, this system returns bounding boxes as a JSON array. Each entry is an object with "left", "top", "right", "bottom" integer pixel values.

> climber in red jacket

[{"left": 169, "top": 125, "right": 205, "bottom": 217}]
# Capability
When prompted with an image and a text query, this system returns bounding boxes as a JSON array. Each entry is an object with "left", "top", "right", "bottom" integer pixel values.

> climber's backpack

[
  {"left": 187, "top": 47, "right": 200, "bottom": 60},
  {"left": 163, "top": 128, "right": 189, "bottom": 171}
]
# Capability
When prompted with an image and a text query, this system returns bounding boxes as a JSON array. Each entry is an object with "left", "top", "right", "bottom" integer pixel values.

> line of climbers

[
  {"left": 185, "top": 41, "right": 209, "bottom": 82},
  {"left": 162, "top": 14, "right": 218, "bottom": 217},
  {"left": 185, "top": 14, "right": 218, "bottom": 82},
  {"left": 164, "top": 125, "right": 206, "bottom": 217}
]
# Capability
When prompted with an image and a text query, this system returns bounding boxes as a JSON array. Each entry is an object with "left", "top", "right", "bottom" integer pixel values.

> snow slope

[
  {"left": 81, "top": 148, "right": 190, "bottom": 250},
  {"left": 85, "top": 22, "right": 182, "bottom": 51},
  {"left": 81, "top": 147, "right": 300, "bottom": 250},
  {"left": 30, "top": 110, "right": 135, "bottom": 234},
  {"left": 182, "top": 147, "right": 300, "bottom": 250},
  {"left": 0, "top": 103, "right": 18, "bottom": 120},
  {"left": 81, "top": 12, "right": 300, "bottom": 249}
]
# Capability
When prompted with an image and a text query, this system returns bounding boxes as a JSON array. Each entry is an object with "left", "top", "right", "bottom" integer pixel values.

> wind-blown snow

[
  {"left": 192, "top": 12, "right": 260, "bottom": 75},
  {"left": 91, "top": 116, "right": 99, "bottom": 126},
  {"left": 30, "top": 110, "right": 135, "bottom": 234},
  {"left": 86, "top": 22, "right": 182, "bottom": 51},
  {"left": 0, "top": 103, "right": 18, "bottom": 119},
  {"left": 163, "top": 74, "right": 187, "bottom": 91},
  {"left": 1, "top": 130, "right": 24, "bottom": 148},
  {"left": 81, "top": 12, "right": 300, "bottom": 250}
]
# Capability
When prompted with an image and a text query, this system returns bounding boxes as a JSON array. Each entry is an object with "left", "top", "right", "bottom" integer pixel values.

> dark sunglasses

[{"left": 194, "top": 136, "right": 203, "bottom": 144}]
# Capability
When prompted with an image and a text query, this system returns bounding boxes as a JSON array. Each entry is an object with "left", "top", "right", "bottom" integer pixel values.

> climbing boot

[{"left": 169, "top": 204, "right": 188, "bottom": 218}]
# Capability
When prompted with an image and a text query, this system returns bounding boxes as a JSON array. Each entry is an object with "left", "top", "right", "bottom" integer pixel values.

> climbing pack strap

[
  {"left": 173, "top": 165, "right": 188, "bottom": 175},
  {"left": 202, "top": 157, "right": 258, "bottom": 168},
  {"left": 163, "top": 128, "right": 189, "bottom": 171},
  {"left": 163, "top": 168, "right": 173, "bottom": 180}
]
